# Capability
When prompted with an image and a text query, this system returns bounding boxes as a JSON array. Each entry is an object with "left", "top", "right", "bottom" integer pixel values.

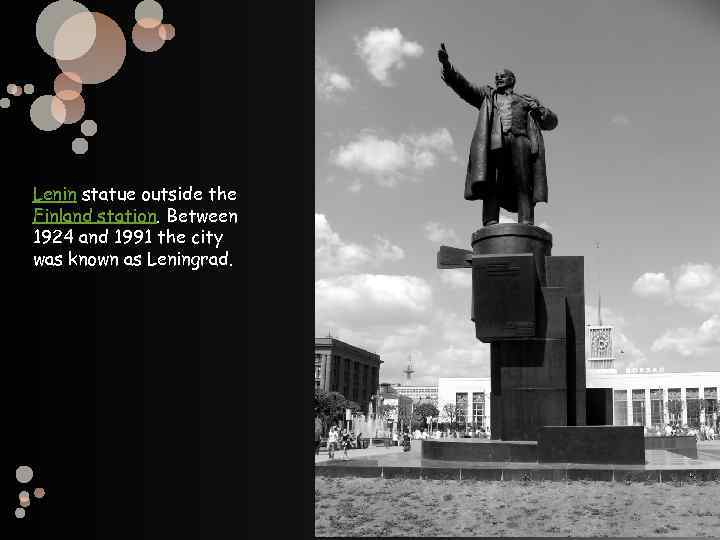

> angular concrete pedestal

[
  {"left": 537, "top": 426, "right": 645, "bottom": 464},
  {"left": 469, "top": 224, "right": 586, "bottom": 442}
]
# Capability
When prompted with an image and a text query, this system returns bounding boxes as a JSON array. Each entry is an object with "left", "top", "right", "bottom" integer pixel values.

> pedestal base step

[{"left": 421, "top": 439, "right": 538, "bottom": 462}]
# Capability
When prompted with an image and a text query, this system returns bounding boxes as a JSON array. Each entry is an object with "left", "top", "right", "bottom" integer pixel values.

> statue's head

[{"left": 494, "top": 69, "right": 516, "bottom": 91}]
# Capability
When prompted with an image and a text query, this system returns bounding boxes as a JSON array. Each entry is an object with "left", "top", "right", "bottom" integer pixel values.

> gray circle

[
  {"left": 16, "top": 466, "right": 33, "bottom": 483},
  {"left": 15, "top": 507, "right": 26, "bottom": 518},
  {"left": 30, "top": 95, "right": 66, "bottom": 131},
  {"left": 135, "top": 0, "right": 164, "bottom": 27},
  {"left": 0, "top": 98, "right": 9, "bottom": 109},
  {"left": 81, "top": 119, "right": 97, "bottom": 136},
  {"left": 24, "top": 84, "right": 35, "bottom": 95},
  {"left": 72, "top": 137, "right": 89, "bottom": 154},
  {"left": 36, "top": 0, "right": 96, "bottom": 60}
]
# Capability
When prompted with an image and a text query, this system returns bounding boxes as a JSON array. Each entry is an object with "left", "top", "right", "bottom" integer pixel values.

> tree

[
  {"left": 413, "top": 402, "right": 439, "bottom": 430},
  {"left": 314, "top": 389, "right": 349, "bottom": 432},
  {"left": 441, "top": 403, "right": 459, "bottom": 430}
]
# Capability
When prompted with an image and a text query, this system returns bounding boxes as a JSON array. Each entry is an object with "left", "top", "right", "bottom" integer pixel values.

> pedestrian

[
  {"left": 341, "top": 429, "right": 351, "bottom": 460},
  {"left": 314, "top": 415, "right": 323, "bottom": 456},
  {"left": 327, "top": 426, "right": 338, "bottom": 460},
  {"left": 356, "top": 431, "right": 363, "bottom": 450}
]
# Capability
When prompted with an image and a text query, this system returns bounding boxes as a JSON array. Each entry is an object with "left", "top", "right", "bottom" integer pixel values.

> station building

[{"left": 435, "top": 323, "right": 720, "bottom": 430}]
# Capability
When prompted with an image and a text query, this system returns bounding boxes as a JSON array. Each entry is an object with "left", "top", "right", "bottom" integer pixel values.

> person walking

[
  {"left": 327, "top": 426, "right": 338, "bottom": 460},
  {"left": 341, "top": 429, "right": 351, "bottom": 460},
  {"left": 314, "top": 415, "right": 323, "bottom": 456}
]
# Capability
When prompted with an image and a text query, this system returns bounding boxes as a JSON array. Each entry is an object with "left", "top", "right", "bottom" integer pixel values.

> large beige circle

[
  {"left": 57, "top": 12, "right": 126, "bottom": 85},
  {"left": 36, "top": 0, "right": 96, "bottom": 61}
]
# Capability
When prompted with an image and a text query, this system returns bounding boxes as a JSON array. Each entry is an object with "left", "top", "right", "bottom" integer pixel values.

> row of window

[
  {"left": 314, "top": 353, "right": 377, "bottom": 403},
  {"left": 454, "top": 392, "right": 487, "bottom": 427},
  {"left": 613, "top": 387, "right": 719, "bottom": 427}
]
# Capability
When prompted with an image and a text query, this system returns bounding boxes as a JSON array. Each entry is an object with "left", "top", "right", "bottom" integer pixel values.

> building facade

[
  {"left": 588, "top": 370, "right": 720, "bottom": 428},
  {"left": 436, "top": 373, "right": 720, "bottom": 430},
  {"left": 437, "top": 378, "right": 492, "bottom": 428},
  {"left": 314, "top": 337, "right": 381, "bottom": 412},
  {"left": 391, "top": 384, "right": 438, "bottom": 405},
  {"left": 377, "top": 383, "right": 413, "bottom": 427}
]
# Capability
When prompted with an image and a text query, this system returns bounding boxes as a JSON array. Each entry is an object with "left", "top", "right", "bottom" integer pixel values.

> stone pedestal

[
  {"left": 469, "top": 223, "right": 586, "bottom": 441},
  {"left": 436, "top": 223, "right": 645, "bottom": 463}
]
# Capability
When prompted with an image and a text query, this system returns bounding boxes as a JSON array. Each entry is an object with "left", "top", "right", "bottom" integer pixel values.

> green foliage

[
  {"left": 412, "top": 402, "right": 440, "bottom": 429},
  {"left": 314, "top": 389, "right": 349, "bottom": 430}
]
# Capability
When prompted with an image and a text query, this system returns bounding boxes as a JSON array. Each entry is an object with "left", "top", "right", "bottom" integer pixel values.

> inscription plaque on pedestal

[{"left": 472, "top": 253, "right": 536, "bottom": 341}]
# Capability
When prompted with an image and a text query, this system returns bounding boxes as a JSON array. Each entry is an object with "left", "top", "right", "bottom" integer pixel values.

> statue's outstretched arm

[{"left": 438, "top": 43, "right": 487, "bottom": 108}]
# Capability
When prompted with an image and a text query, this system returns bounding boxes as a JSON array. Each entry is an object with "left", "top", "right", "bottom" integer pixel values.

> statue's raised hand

[{"left": 438, "top": 43, "right": 449, "bottom": 66}]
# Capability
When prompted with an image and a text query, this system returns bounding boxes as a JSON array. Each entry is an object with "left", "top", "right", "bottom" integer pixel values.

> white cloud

[
  {"left": 315, "top": 274, "right": 433, "bottom": 328},
  {"left": 651, "top": 314, "right": 720, "bottom": 357},
  {"left": 439, "top": 270, "right": 472, "bottom": 289},
  {"left": 424, "top": 221, "right": 459, "bottom": 244},
  {"left": 330, "top": 128, "right": 456, "bottom": 187},
  {"left": 610, "top": 113, "right": 631, "bottom": 127},
  {"left": 673, "top": 263, "right": 720, "bottom": 313},
  {"left": 632, "top": 264, "right": 720, "bottom": 313},
  {"left": 315, "top": 55, "right": 353, "bottom": 100},
  {"left": 355, "top": 27, "right": 423, "bottom": 86},
  {"left": 315, "top": 214, "right": 404, "bottom": 276},
  {"left": 631, "top": 272, "right": 672, "bottom": 300}
]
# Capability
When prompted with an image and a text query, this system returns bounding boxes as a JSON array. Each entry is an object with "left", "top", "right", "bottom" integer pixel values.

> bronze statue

[{"left": 438, "top": 43, "right": 558, "bottom": 226}]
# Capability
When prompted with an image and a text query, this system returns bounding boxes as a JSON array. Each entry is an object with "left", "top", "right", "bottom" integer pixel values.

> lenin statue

[{"left": 438, "top": 43, "right": 558, "bottom": 226}]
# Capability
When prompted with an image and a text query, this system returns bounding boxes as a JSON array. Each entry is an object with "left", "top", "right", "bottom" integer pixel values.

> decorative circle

[
  {"left": 16, "top": 465, "right": 34, "bottom": 484},
  {"left": 34, "top": 487, "right": 46, "bottom": 499},
  {"left": 36, "top": 0, "right": 97, "bottom": 61},
  {"left": 57, "top": 12, "right": 126, "bottom": 85},
  {"left": 132, "top": 23, "right": 165, "bottom": 52},
  {"left": 135, "top": 1, "right": 163, "bottom": 29},
  {"left": 158, "top": 23, "right": 175, "bottom": 41},
  {"left": 24, "top": 84, "right": 35, "bottom": 94},
  {"left": 81, "top": 119, "right": 97, "bottom": 136},
  {"left": 54, "top": 72, "right": 83, "bottom": 100},
  {"left": 15, "top": 508, "right": 26, "bottom": 519},
  {"left": 7, "top": 83, "right": 17, "bottom": 95},
  {"left": 58, "top": 94, "right": 85, "bottom": 124},
  {"left": 31, "top": 95, "right": 67, "bottom": 130},
  {"left": 0, "top": 98, "right": 10, "bottom": 108},
  {"left": 19, "top": 491, "right": 31, "bottom": 508},
  {"left": 72, "top": 137, "right": 89, "bottom": 154}
]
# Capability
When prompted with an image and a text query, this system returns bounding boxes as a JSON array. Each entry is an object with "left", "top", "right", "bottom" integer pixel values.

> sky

[{"left": 315, "top": 0, "right": 720, "bottom": 385}]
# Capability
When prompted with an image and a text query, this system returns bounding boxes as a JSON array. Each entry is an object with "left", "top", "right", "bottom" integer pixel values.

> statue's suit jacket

[{"left": 442, "top": 64, "right": 558, "bottom": 212}]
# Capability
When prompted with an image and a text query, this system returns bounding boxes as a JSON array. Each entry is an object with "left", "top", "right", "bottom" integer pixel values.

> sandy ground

[{"left": 315, "top": 477, "right": 720, "bottom": 537}]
